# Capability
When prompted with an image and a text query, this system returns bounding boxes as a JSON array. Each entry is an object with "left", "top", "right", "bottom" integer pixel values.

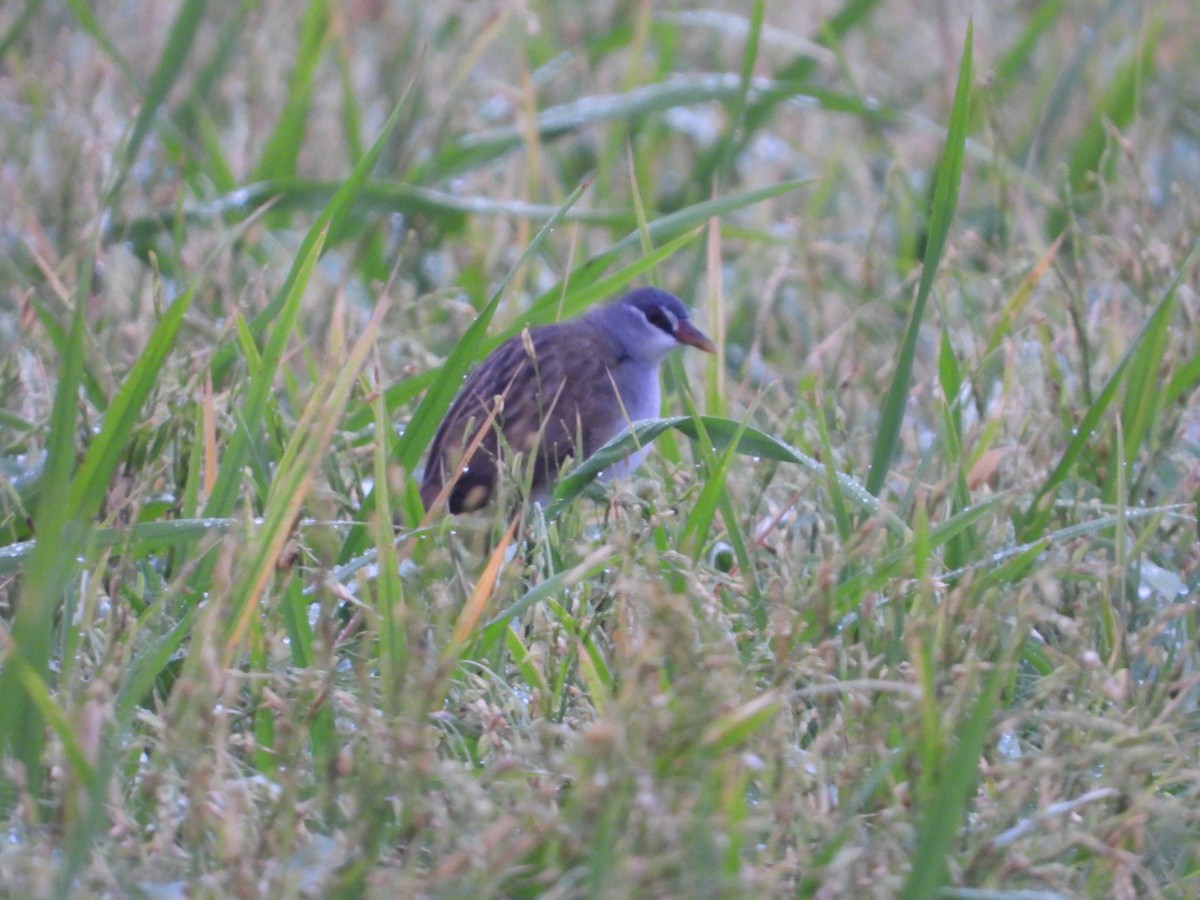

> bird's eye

[{"left": 645, "top": 308, "right": 671, "bottom": 332}]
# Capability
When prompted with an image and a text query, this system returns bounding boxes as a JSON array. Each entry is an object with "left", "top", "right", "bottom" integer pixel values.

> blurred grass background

[{"left": 1, "top": 0, "right": 1199, "bottom": 896}]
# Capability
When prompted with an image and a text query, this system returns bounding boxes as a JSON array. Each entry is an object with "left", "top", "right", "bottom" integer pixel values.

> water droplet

[{"left": 997, "top": 731, "right": 1022, "bottom": 760}]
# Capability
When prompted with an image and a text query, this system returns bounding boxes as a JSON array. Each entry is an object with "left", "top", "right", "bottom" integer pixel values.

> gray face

[
  {"left": 603, "top": 288, "right": 697, "bottom": 364},
  {"left": 620, "top": 301, "right": 683, "bottom": 362}
]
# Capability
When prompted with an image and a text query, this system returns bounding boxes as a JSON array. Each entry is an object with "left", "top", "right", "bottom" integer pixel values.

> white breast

[{"left": 598, "top": 365, "right": 661, "bottom": 481}]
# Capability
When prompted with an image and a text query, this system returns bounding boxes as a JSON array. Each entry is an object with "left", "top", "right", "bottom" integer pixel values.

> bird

[{"left": 420, "top": 287, "right": 715, "bottom": 513}]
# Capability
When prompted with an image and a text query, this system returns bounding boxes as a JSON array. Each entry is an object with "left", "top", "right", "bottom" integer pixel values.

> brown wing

[{"left": 419, "top": 321, "right": 622, "bottom": 513}]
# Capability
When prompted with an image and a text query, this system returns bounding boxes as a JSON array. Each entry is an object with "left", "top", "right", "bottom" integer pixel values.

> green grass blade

[
  {"left": 680, "top": 414, "right": 751, "bottom": 561},
  {"left": 0, "top": 0, "right": 45, "bottom": 64},
  {"left": 0, "top": 408, "right": 35, "bottom": 434},
  {"left": 202, "top": 229, "right": 326, "bottom": 517},
  {"left": 68, "top": 288, "right": 194, "bottom": 520},
  {"left": 60, "top": 0, "right": 134, "bottom": 83},
  {"left": 109, "top": 0, "right": 208, "bottom": 204},
  {"left": 686, "top": 0, "right": 883, "bottom": 199},
  {"left": 1047, "top": 22, "right": 1158, "bottom": 237},
  {"left": 1019, "top": 242, "right": 1199, "bottom": 538},
  {"left": 252, "top": 0, "right": 329, "bottom": 181},
  {"left": 202, "top": 93, "right": 413, "bottom": 521},
  {"left": 937, "top": 322, "right": 973, "bottom": 573},
  {"left": 547, "top": 415, "right": 904, "bottom": 535},
  {"left": 29, "top": 296, "right": 107, "bottom": 414},
  {"left": 416, "top": 74, "right": 884, "bottom": 183},
  {"left": 208, "top": 84, "right": 414, "bottom": 384},
  {"left": 706, "top": 0, "right": 764, "bottom": 184},
  {"left": 0, "top": 262, "right": 89, "bottom": 801},
  {"left": 899, "top": 660, "right": 1005, "bottom": 900},
  {"left": 866, "top": 21, "right": 972, "bottom": 497},
  {"left": 814, "top": 396, "right": 853, "bottom": 542},
  {"left": 0, "top": 519, "right": 239, "bottom": 577},
  {"left": 1119, "top": 266, "right": 1177, "bottom": 470},
  {"left": 218, "top": 297, "right": 388, "bottom": 661},
  {"left": 488, "top": 179, "right": 807, "bottom": 353},
  {"left": 1163, "top": 346, "right": 1200, "bottom": 409},
  {"left": 483, "top": 549, "right": 614, "bottom": 634},
  {"left": 981, "top": 0, "right": 1065, "bottom": 126}
]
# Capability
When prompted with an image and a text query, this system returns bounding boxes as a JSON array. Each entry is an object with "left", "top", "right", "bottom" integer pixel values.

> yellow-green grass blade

[
  {"left": 216, "top": 297, "right": 387, "bottom": 665},
  {"left": 202, "top": 229, "right": 326, "bottom": 517},
  {"left": 200, "top": 95, "right": 411, "bottom": 535}
]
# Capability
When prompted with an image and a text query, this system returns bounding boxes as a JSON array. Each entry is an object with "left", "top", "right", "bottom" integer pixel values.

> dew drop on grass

[{"left": 997, "top": 732, "right": 1022, "bottom": 760}]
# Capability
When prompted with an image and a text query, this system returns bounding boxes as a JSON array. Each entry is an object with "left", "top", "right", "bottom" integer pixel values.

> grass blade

[
  {"left": 0, "top": 261, "right": 89, "bottom": 801},
  {"left": 1019, "top": 241, "right": 1199, "bottom": 539},
  {"left": 547, "top": 415, "right": 904, "bottom": 535},
  {"left": 899, "top": 660, "right": 1005, "bottom": 899},
  {"left": 865, "top": 21, "right": 972, "bottom": 497},
  {"left": 68, "top": 288, "right": 194, "bottom": 520},
  {"left": 219, "top": 295, "right": 389, "bottom": 662},
  {"left": 208, "top": 82, "right": 414, "bottom": 384},
  {"left": 252, "top": 0, "right": 329, "bottom": 181},
  {"left": 108, "top": 0, "right": 209, "bottom": 204},
  {"left": 1048, "top": 22, "right": 1158, "bottom": 237}
]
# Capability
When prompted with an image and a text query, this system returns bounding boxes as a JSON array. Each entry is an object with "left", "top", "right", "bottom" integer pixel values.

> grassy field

[{"left": 2, "top": 0, "right": 1199, "bottom": 896}]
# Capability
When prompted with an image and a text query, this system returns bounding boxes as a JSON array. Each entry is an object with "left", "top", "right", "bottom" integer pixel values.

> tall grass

[{"left": 0, "top": 1, "right": 1197, "bottom": 896}]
